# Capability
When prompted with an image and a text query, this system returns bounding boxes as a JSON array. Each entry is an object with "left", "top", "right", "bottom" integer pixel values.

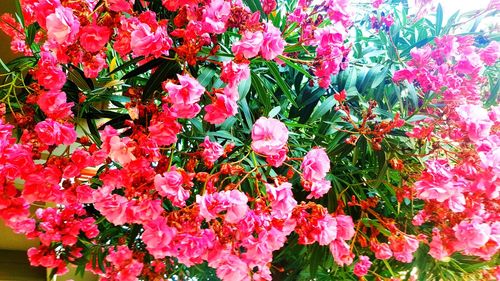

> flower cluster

[{"left": 398, "top": 36, "right": 500, "bottom": 261}]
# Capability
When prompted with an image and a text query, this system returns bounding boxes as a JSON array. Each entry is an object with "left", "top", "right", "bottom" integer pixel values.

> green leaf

[
  {"left": 121, "top": 57, "right": 163, "bottom": 80},
  {"left": 143, "top": 60, "right": 182, "bottom": 100},
  {"left": 310, "top": 95, "right": 335, "bottom": 121},
  {"left": 268, "top": 106, "right": 281, "bottom": 118},
  {"left": 265, "top": 61, "right": 298, "bottom": 107},
  {"left": 435, "top": 3, "right": 443, "bottom": 35},
  {"left": 108, "top": 56, "right": 144, "bottom": 76},
  {"left": 197, "top": 67, "right": 216, "bottom": 87},
  {"left": 278, "top": 55, "right": 313, "bottom": 79}
]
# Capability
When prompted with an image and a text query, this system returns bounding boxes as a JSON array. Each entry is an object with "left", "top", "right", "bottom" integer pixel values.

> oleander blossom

[
  {"left": 200, "top": 137, "right": 224, "bottom": 166},
  {"left": 353, "top": 255, "right": 372, "bottom": 277},
  {"left": 260, "top": 22, "right": 285, "bottom": 60},
  {"left": 301, "top": 148, "right": 332, "bottom": 198},
  {"left": 251, "top": 117, "right": 288, "bottom": 156},
  {"left": 45, "top": 6, "right": 80, "bottom": 44}
]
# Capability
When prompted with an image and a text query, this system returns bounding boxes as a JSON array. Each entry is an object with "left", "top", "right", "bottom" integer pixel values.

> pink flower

[
  {"left": 196, "top": 190, "right": 249, "bottom": 223},
  {"left": 82, "top": 52, "right": 107, "bottom": 78},
  {"left": 301, "top": 148, "right": 330, "bottom": 181},
  {"left": 200, "top": 137, "right": 224, "bottom": 165},
  {"left": 251, "top": 117, "right": 288, "bottom": 156},
  {"left": 106, "top": 246, "right": 143, "bottom": 281},
  {"left": 34, "top": 51, "right": 66, "bottom": 90},
  {"left": 108, "top": 136, "right": 136, "bottom": 165},
  {"left": 142, "top": 217, "right": 176, "bottom": 259},
  {"left": 224, "top": 190, "right": 249, "bottom": 223},
  {"left": 215, "top": 255, "right": 251, "bottom": 281},
  {"left": 45, "top": 7, "right": 80, "bottom": 44},
  {"left": 261, "top": 0, "right": 277, "bottom": 14},
  {"left": 353, "top": 255, "right": 372, "bottom": 277},
  {"left": 456, "top": 104, "right": 493, "bottom": 142},
  {"left": 204, "top": 93, "right": 238, "bottom": 125},
  {"left": 232, "top": 31, "right": 264, "bottom": 59},
  {"left": 164, "top": 74, "right": 205, "bottom": 105},
  {"left": 315, "top": 214, "right": 338, "bottom": 245},
  {"left": 370, "top": 241, "right": 393, "bottom": 260},
  {"left": 335, "top": 215, "right": 355, "bottom": 240},
  {"left": 389, "top": 234, "right": 419, "bottom": 263},
  {"left": 154, "top": 168, "right": 190, "bottom": 207},
  {"left": 107, "top": 0, "right": 133, "bottom": 12},
  {"left": 130, "top": 20, "right": 173, "bottom": 58},
  {"left": 265, "top": 182, "right": 297, "bottom": 219},
  {"left": 480, "top": 41, "right": 499, "bottom": 66},
  {"left": 454, "top": 219, "right": 491, "bottom": 250},
  {"left": 306, "top": 179, "right": 332, "bottom": 199},
  {"left": 329, "top": 239, "right": 354, "bottom": 266},
  {"left": 37, "top": 90, "right": 73, "bottom": 119},
  {"left": 163, "top": 74, "right": 205, "bottom": 118},
  {"left": 261, "top": 23, "right": 285, "bottom": 60},
  {"left": 372, "top": 0, "right": 383, "bottom": 8},
  {"left": 94, "top": 194, "right": 130, "bottom": 225},
  {"left": 148, "top": 110, "right": 182, "bottom": 146},
  {"left": 35, "top": 119, "right": 77, "bottom": 146},
  {"left": 428, "top": 228, "right": 451, "bottom": 261},
  {"left": 266, "top": 147, "right": 287, "bottom": 167},
  {"left": 79, "top": 24, "right": 111, "bottom": 53},
  {"left": 220, "top": 61, "right": 250, "bottom": 87},
  {"left": 392, "top": 69, "right": 415, "bottom": 83},
  {"left": 202, "top": 0, "right": 231, "bottom": 34}
]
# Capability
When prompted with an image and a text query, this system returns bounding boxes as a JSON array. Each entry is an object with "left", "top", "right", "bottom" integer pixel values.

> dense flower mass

[{"left": 0, "top": 0, "right": 498, "bottom": 280}]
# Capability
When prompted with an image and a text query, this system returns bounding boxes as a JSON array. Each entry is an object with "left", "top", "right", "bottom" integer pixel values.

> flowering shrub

[{"left": 0, "top": 0, "right": 498, "bottom": 280}]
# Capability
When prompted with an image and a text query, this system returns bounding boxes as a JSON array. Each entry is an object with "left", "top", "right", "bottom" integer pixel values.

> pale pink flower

[
  {"left": 79, "top": 24, "right": 111, "bottom": 53},
  {"left": 353, "top": 255, "right": 372, "bottom": 277},
  {"left": 232, "top": 31, "right": 264, "bottom": 59},
  {"left": 94, "top": 194, "right": 130, "bottom": 225},
  {"left": 215, "top": 255, "right": 251, "bottom": 281},
  {"left": 142, "top": 217, "right": 176, "bottom": 259},
  {"left": 202, "top": 0, "right": 231, "bottom": 34},
  {"left": 301, "top": 148, "right": 330, "bottom": 181},
  {"left": 220, "top": 61, "right": 250, "bottom": 87},
  {"left": 200, "top": 136, "right": 224, "bottom": 165},
  {"left": 329, "top": 239, "right": 354, "bottom": 266},
  {"left": 456, "top": 104, "right": 493, "bottom": 142},
  {"left": 154, "top": 168, "right": 190, "bottom": 207},
  {"left": 315, "top": 214, "right": 337, "bottom": 245},
  {"left": 265, "top": 182, "right": 297, "bottom": 219},
  {"left": 306, "top": 179, "right": 332, "bottom": 199},
  {"left": 428, "top": 228, "right": 451, "bottom": 261},
  {"left": 335, "top": 215, "right": 355, "bottom": 240},
  {"left": 108, "top": 136, "right": 136, "bottom": 165},
  {"left": 454, "top": 219, "right": 491, "bottom": 250},
  {"left": 46, "top": 6, "right": 80, "bottom": 44},
  {"left": 261, "top": 22, "right": 285, "bottom": 60},
  {"left": 251, "top": 117, "right": 288, "bottom": 156},
  {"left": 370, "top": 241, "right": 393, "bottom": 260},
  {"left": 480, "top": 41, "right": 499, "bottom": 66},
  {"left": 224, "top": 190, "right": 249, "bottom": 223}
]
